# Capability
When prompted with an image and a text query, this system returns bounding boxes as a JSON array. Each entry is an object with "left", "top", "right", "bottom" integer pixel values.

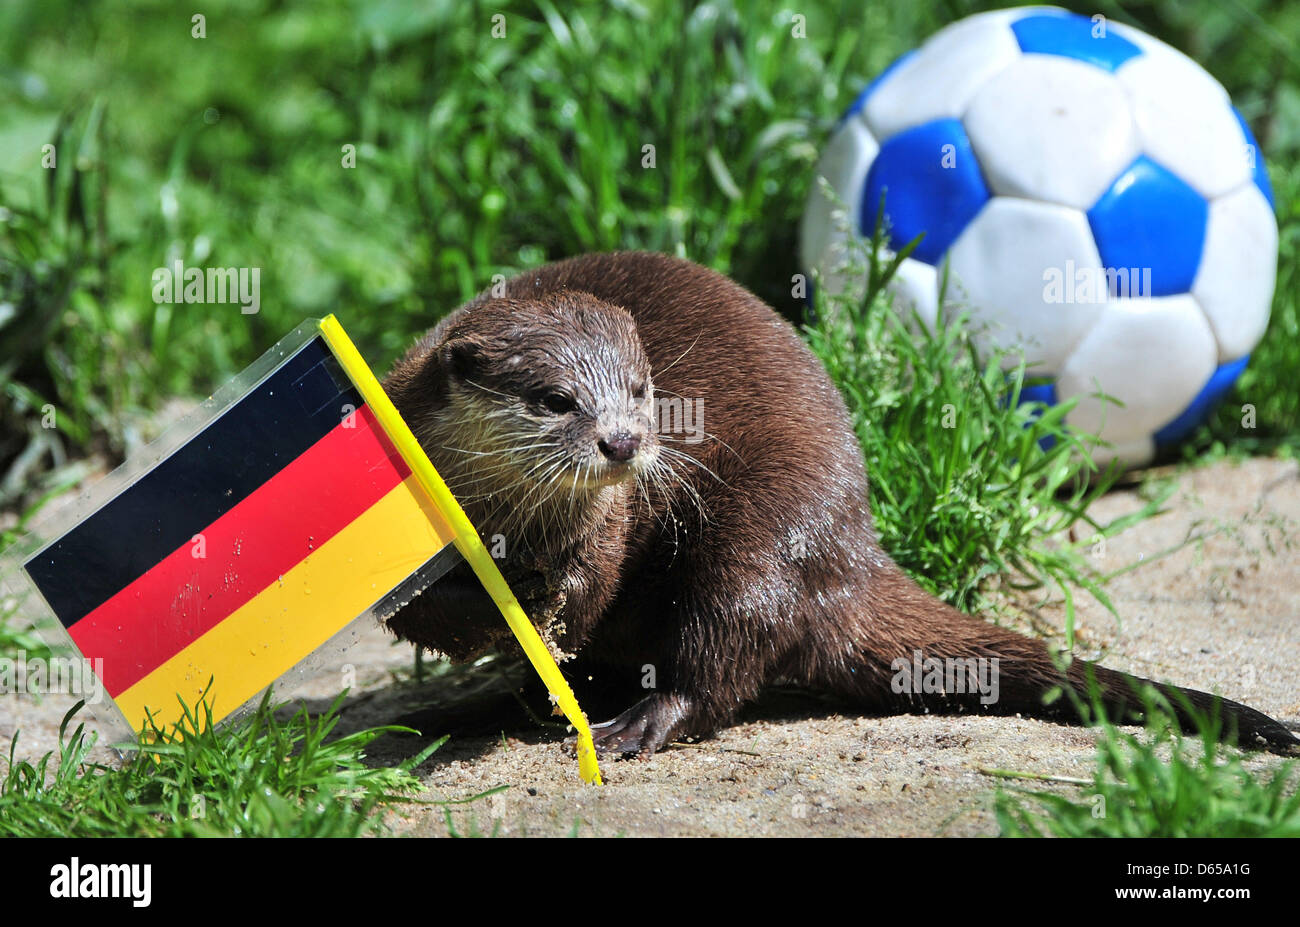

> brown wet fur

[{"left": 382, "top": 251, "right": 1299, "bottom": 757}]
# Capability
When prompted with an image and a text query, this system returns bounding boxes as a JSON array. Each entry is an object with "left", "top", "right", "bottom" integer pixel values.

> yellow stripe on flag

[
  {"left": 115, "top": 474, "right": 456, "bottom": 731},
  {"left": 317, "top": 314, "right": 603, "bottom": 784}
]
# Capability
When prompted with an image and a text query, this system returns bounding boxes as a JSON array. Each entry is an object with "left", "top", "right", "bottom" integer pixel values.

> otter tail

[
  {"left": 814, "top": 568, "right": 1299, "bottom": 753},
  {"left": 1070, "top": 661, "right": 1298, "bottom": 753}
]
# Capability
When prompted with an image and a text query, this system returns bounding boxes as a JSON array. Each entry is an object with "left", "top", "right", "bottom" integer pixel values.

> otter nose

[{"left": 598, "top": 432, "right": 640, "bottom": 462}]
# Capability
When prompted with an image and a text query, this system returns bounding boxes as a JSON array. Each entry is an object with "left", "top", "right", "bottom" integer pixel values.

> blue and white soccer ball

[{"left": 800, "top": 6, "right": 1278, "bottom": 467}]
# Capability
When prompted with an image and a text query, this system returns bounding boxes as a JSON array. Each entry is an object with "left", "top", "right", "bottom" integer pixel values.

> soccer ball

[{"left": 800, "top": 6, "right": 1278, "bottom": 467}]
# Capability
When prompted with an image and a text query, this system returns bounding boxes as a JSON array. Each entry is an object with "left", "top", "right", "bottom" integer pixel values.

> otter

[{"left": 382, "top": 251, "right": 1298, "bottom": 757}]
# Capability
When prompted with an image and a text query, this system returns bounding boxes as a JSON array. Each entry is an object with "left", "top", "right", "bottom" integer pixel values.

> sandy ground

[{"left": 2, "top": 455, "right": 1297, "bottom": 836}]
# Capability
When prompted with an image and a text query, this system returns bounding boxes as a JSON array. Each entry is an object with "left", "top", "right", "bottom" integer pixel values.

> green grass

[
  {"left": 1, "top": 491, "right": 67, "bottom": 661},
  {"left": 0, "top": 609, "right": 50, "bottom": 662},
  {"left": 805, "top": 212, "right": 1166, "bottom": 633},
  {"left": 991, "top": 691, "right": 1300, "bottom": 837},
  {"left": 1196, "top": 164, "right": 1300, "bottom": 459},
  {"left": 0, "top": 690, "right": 489, "bottom": 837}
]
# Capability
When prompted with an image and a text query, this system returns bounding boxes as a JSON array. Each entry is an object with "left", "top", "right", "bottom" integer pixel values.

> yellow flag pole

[{"left": 318, "top": 314, "right": 602, "bottom": 784}]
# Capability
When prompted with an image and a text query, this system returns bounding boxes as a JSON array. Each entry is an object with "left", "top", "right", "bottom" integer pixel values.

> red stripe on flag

[{"left": 68, "top": 405, "right": 410, "bottom": 696}]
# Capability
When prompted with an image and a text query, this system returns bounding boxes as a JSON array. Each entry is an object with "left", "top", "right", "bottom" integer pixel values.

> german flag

[{"left": 23, "top": 325, "right": 457, "bottom": 732}]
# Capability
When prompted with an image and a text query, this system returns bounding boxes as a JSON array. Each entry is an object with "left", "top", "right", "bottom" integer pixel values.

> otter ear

[{"left": 442, "top": 338, "right": 482, "bottom": 381}]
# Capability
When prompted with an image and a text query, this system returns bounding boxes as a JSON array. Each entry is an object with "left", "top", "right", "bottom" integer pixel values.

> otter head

[{"left": 409, "top": 291, "right": 660, "bottom": 533}]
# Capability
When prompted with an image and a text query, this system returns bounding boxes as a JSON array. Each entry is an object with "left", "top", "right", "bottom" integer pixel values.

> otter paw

[{"left": 569, "top": 694, "right": 693, "bottom": 759}]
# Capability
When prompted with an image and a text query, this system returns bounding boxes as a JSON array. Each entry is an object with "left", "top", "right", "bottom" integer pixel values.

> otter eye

[
  {"left": 632, "top": 382, "right": 647, "bottom": 400},
  {"left": 538, "top": 391, "right": 577, "bottom": 415}
]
